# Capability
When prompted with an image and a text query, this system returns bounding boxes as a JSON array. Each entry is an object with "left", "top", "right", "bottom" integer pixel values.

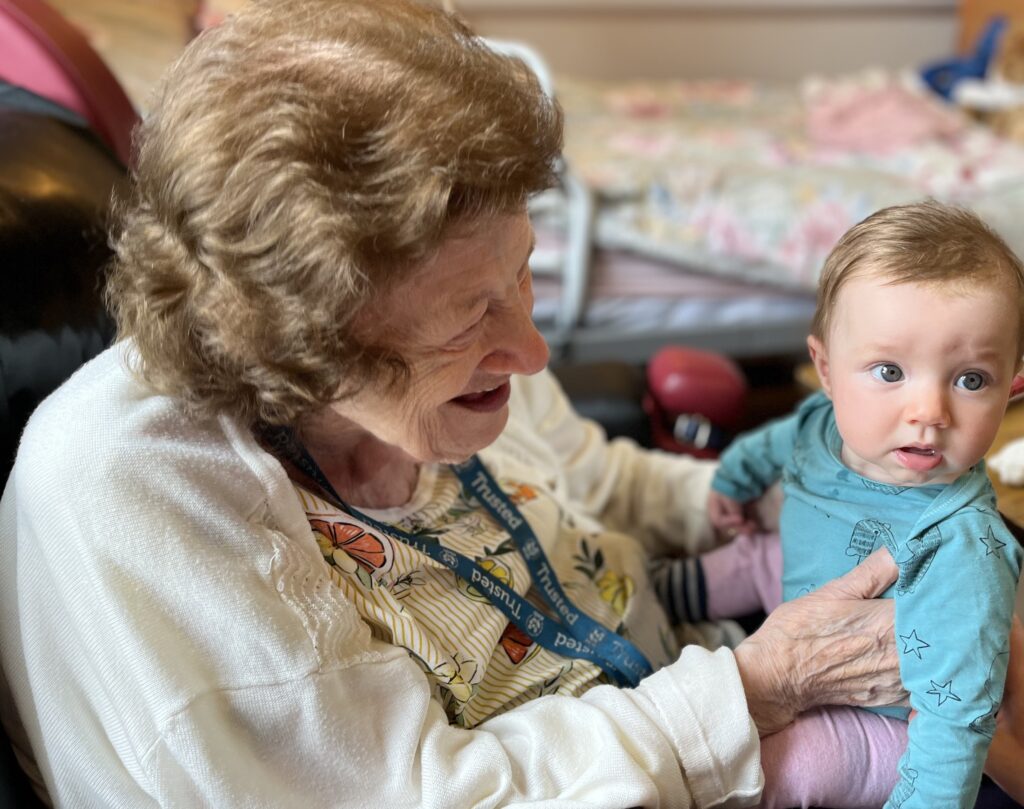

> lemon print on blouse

[
  {"left": 434, "top": 652, "right": 481, "bottom": 705},
  {"left": 596, "top": 570, "right": 635, "bottom": 617}
]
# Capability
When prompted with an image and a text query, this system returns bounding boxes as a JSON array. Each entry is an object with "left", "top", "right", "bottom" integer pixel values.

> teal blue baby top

[{"left": 712, "top": 392, "right": 1022, "bottom": 809}]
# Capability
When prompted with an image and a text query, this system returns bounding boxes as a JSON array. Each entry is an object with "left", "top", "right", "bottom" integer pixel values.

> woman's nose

[{"left": 480, "top": 291, "right": 550, "bottom": 376}]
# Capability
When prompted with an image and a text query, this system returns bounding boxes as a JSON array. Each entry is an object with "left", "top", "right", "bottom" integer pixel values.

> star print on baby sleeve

[
  {"left": 926, "top": 679, "right": 962, "bottom": 707},
  {"left": 977, "top": 526, "right": 1007, "bottom": 556},
  {"left": 899, "top": 630, "right": 930, "bottom": 660}
]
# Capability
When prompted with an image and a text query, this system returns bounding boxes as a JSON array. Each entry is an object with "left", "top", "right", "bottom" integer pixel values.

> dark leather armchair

[
  {"left": 0, "top": 85, "right": 123, "bottom": 809},
  {"left": 0, "top": 86, "right": 121, "bottom": 484}
]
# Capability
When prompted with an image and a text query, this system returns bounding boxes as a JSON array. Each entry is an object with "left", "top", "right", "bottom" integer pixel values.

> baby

[{"left": 656, "top": 201, "right": 1024, "bottom": 808}]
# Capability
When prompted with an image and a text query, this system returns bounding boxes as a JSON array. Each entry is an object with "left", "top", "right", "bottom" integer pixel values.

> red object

[
  {"left": 1010, "top": 374, "right": 1024, "bottom": 403},
  {"left": 644, "top": 346, "right": 748, "bottom": 458},
  {"left": 0, "top": 0, "right": 139, "bottom": 165}
]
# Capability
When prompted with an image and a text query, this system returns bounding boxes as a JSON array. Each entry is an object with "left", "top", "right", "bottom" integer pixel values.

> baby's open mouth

[{"left": 894, "top": 445, "right": 942, "bottom": 472}]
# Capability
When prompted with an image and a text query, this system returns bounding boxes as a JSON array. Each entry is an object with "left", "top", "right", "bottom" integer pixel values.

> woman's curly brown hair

[{"left": 106, "top": 0, "right": 563, "bottom": 426}]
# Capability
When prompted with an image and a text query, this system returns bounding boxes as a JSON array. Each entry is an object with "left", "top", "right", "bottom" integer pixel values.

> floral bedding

[{"left": 556, "top": 71, "right": 1024, "bottom": 291}]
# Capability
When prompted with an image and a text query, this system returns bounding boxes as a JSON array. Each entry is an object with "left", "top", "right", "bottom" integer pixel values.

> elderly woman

[{"left": 1, "top": 1, "right": 1020, "bottom": 807}]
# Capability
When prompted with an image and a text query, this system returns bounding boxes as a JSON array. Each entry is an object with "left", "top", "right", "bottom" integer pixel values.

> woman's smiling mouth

[{"left": 450, "top": 382, "right": 511, "bottom": 412}]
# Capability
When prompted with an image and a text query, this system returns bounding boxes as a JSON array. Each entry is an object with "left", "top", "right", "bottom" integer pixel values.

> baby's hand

[
  {"left": 989, "top": 437, "right": 1024, "bottom": 486},
  {"left": 707, "top": 491, "right": 760, "bottom": 539}
]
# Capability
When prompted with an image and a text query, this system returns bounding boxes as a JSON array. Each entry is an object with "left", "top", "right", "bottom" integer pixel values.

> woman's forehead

[
  {"left": 367, "top": 212, "right": 533, "bottom": 336},
  {"left": 427, "top": 214, "right": 531, "bottom": 295}
]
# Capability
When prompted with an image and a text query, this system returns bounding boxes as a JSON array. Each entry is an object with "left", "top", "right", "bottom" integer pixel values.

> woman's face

[{"left": 330, "top": 211, "right": 549, "bottom": 463}]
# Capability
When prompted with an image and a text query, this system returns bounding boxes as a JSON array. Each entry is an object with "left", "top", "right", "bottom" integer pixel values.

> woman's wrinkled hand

[
  {"left": 984, "top": 614, "right": 1024, "bottom": 803},
  {"left": 732, "top": 548, "right": 904, "bottom": 736}
]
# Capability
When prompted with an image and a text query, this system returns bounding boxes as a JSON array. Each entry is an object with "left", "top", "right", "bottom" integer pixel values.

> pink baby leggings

[{"left": 703, "top": 533, "right": 907, "bottom": 809}]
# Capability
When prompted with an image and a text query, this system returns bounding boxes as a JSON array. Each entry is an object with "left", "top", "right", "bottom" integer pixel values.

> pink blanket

[{"left": 807, "top": 82, "right": 964, "bottom": 153}]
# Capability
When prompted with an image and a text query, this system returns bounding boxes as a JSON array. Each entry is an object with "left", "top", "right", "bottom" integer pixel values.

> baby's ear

[{"left": 806, "top": 335, "right": 833, "bottom": 398}]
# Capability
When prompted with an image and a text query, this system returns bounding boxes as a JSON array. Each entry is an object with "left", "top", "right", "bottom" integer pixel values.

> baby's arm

[
  {"left": 655, "top": 408, "right": 804, "bottom": 625},
  {"left": 885, "top": 511, "right": 1022, "bottom": 809},
  {"left": 710, "top": 407, "right": 803, "bottom": 536}
]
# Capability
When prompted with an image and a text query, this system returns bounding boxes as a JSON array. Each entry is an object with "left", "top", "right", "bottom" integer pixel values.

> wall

[{"left": 458, "top": 1, "right": 959, "bottom": 81}]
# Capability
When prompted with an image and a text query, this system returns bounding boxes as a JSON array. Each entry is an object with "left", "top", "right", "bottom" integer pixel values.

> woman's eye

[
  {"left": 956, "top": 372, "right": 986, "bottom": 391},
  {"left": 517, "top": 267, "right": 533, "bottom": 296},
  {"left": 870, "top": 364, "right": 904, "bottom": 383},
  {"left": 453, "top": 321, "right": 482, "bottom": 343}
]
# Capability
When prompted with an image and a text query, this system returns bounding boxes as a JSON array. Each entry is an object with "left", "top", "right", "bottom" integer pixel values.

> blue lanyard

[{"left": 261, "top": 426, "right": 653, "bottom": 687}]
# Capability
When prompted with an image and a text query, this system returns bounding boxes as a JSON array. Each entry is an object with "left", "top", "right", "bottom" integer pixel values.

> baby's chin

[
  {"left": 878, "top": 464, "right": 969, "bottom": 488},
  {"left": 924, "top": 467, "right": 973, "bottom": 486},
  {"left": 843, "top": 445, "right": 973, "bottom": 487}
]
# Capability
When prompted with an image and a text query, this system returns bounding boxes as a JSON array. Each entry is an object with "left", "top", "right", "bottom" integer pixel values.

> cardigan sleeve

[
  {"left": 143, "top": 633, "right": 762, "bottom": 809},
  {"left": 503, "top": 368, "right": 721, "bottom": 559}
]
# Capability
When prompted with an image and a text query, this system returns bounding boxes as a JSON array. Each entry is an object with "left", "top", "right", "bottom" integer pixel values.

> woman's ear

[{"left": 807, "top": 334, "right": 833, "bottom": 397}]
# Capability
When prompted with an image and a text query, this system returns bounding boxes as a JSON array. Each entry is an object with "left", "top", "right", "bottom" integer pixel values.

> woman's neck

[{"left": 295, "top": 409, "right": 421, "bottom": 510}]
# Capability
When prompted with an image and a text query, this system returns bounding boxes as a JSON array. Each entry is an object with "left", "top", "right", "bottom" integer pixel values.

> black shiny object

[{"left": 0, "top": 105, "right": 123, "bottom": 486}]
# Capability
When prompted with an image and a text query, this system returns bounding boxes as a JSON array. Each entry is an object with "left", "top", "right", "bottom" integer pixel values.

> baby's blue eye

[
  {"left": 956, "top": 372, "right": 986, "bottom": 391},
  {"left": 871, "top": 364, "right": 903, "bottom": 383}
]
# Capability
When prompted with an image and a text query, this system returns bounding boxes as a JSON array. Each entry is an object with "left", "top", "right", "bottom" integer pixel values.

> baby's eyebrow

[
  {"left": 967, "top": 347, "right": 1007, "bottom": 361},
  {"left": 857, "top": 342, "right": 902, "bottom": 355}
]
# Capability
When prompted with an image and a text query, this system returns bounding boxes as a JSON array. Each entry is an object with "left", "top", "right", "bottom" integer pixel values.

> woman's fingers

[
  {"left": 813, "top": 547, "right": 898, "bottom": 600},
  {"left": 735, "top": 549, "right": 905, "bottom": 736},
  {"left": 1003, "top": 615, "right": 1024, "bottom": 703},
  {"left": 741, "top": 587, "right": 905, "bottom": 728},
  {"left": 985, "top": 619, "right": 1024, "bottom": 803}
]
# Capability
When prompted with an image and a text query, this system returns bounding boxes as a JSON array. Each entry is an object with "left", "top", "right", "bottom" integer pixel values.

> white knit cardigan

[{"left": 0, "top": 343, "right": 761, "bottom": 808}]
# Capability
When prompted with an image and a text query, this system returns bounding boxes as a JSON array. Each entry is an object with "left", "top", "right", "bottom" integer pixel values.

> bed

[{"left": 531, "top": 69, "right": 1024, "bottom": 364}]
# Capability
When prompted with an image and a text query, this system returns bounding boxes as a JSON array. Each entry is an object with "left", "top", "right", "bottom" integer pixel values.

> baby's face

[{"left": 811, "top": 274, "right": 1020, "bottom": 486}]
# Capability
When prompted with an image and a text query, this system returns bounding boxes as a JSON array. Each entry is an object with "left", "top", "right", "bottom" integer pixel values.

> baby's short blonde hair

[
  {"left": 106, "top": 0, "right": 562, "bottom": 425},
  {"left": 811, "top": 201, "right": 1024, "bottom": 357}
]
